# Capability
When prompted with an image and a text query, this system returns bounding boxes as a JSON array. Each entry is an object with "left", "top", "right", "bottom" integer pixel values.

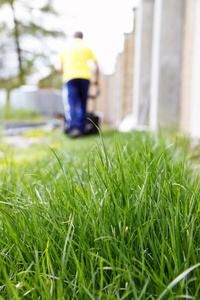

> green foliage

[
  {"left": 1, "top": 107, "right": 44, "bottom": 122},
  {"left": 0, "top": 130, "right": 200, "bottom": 298},
  {"left": 0, "top": 77, "right": 21, "bottom": 93},
  {"left": 38, "top": 70, "right": 62, "bottom": 90},
  {"left": 0, "top": 0, "right": 65, "bottom": 99}
]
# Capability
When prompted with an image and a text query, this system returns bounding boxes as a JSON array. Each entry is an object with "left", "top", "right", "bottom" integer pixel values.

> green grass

[
  {"left": 0, "top": 128, "right": 200, "bottom": 299},
  {"left": 0, "top": 107, "right": 45, "bottom": 122}
]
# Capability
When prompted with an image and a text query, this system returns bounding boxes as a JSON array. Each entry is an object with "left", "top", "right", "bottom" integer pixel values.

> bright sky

[{"left": 53, "top": 0, "right": 139, "bottom": 74}]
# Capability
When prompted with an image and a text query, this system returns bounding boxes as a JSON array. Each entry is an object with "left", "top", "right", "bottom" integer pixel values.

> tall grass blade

[{"left": 158, "top": 263, "right": 200, "bottom": 300}]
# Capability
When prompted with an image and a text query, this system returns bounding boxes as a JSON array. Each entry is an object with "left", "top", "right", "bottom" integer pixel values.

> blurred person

[{"left": 59, "top": 31, "right": 99, "bottom": 138}]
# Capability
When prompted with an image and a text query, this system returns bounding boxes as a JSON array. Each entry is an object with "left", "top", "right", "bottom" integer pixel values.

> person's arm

[
  {"left": 94, "top": 61, "right": 99, "bottom": 85},
  {"left": 59, "top": 63, "right": 63, "bottom": 74}
]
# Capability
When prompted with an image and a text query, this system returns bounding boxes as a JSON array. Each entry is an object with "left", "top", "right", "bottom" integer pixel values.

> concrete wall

[
  {"left": 87, "top": 76, "right": 111, "bottom": 123},
  {"left": 9, "top": 87, "right": 63, "bottom": 117},
  {"left": 139, "top": 0, "right": 154, "bottom": 125},
  {"left": 98, "top": 0, "right": 200, "bottom": 137},
  {"left": 158, "top": 0, "right": 185, "bottom": 127},
  {"left": 96, "top": 24, "right": 135, "bottom": 127},
  {"left": 121, "top": 32, "right": 135, "bottom": 119},
  {"left": 190, "top": 0, "right": 200, "bottom": 137},
  {"left": 113, "top": 54, "right": 123, "bottom": 125},
  {"left": 179, "top": 0, "right": 196, "bottom": 132},
  {"left": 131, "top": 0, "right": 200, "bottom": 135}
]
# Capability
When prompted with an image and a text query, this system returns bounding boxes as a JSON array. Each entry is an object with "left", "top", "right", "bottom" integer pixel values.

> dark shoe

[
  {"left": 64, "top": 127, "right": 70, "bottom": 135},
  {"left": 68, "top": 128, "right": 83, "bottom": 138}
]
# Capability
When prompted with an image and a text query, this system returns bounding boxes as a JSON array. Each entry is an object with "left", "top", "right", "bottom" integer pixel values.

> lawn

[{"left": 0, "top": 127, "right": 200, "bottom": 299}]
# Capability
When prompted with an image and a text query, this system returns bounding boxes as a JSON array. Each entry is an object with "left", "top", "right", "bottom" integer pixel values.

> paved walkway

[
  {"left": 1, "top": 122, "right": 54, "bottom": 149},
  {"left": 2, "top": 122, "right": 53, "bottom": 136}
]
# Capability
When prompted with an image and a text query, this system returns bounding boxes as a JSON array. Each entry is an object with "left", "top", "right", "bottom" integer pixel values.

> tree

[{"left": 0, "top": 0, "right": 66, "bottom": 104}]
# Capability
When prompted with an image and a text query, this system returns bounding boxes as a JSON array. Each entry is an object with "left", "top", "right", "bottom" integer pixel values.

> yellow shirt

[{"left": 59, "top": 38, "right": 97, "bottom": 83}]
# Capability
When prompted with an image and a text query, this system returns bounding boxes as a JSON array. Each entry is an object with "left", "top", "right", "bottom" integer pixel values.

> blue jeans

[{"left": 65, "top": 79, "right": 90, "bottom": 133}]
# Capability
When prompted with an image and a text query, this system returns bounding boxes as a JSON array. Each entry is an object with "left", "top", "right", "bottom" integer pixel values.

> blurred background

[{"left": 0, "top": 0, "right": 200, "bottom": 137}]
